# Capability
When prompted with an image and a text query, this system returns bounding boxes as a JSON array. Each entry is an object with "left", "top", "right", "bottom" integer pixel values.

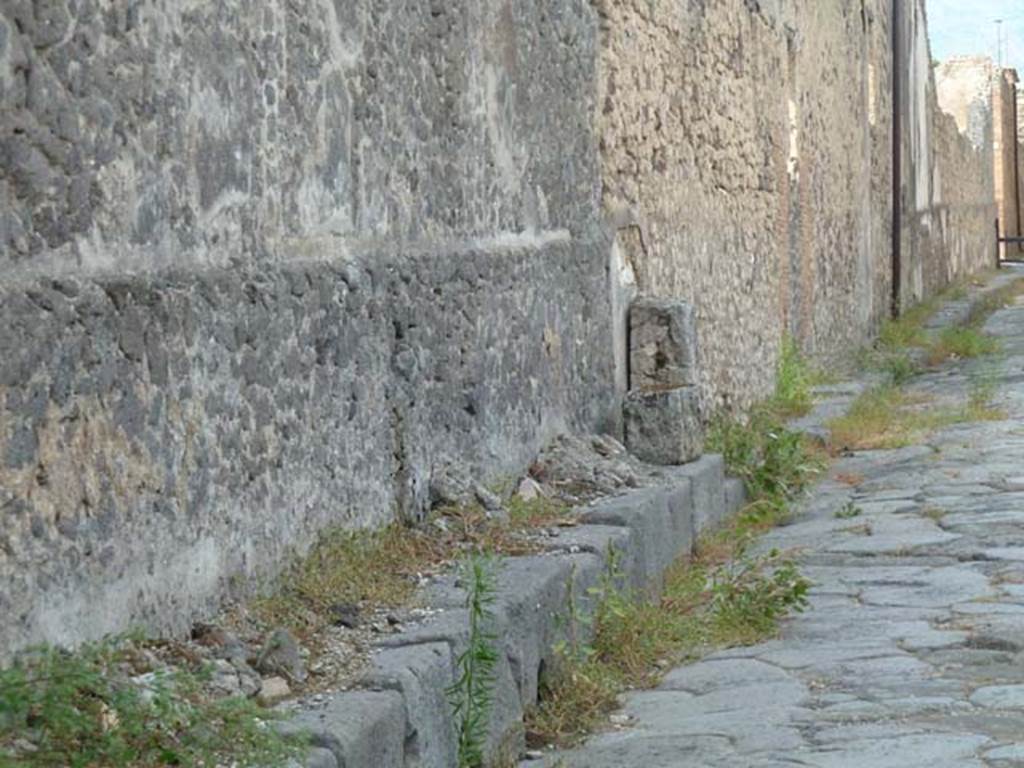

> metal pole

[
  {"left": 891, "top": 0, "right": 903, "bottom": 316},
  {"left": 1014, "top": 80, "right": 1022, "bottom": 255},
  {"left": 996, "top": 217, "right": 1002, "bottom": 268}
]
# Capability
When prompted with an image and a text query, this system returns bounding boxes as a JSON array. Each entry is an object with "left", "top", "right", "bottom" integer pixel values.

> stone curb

[{"left": 284, "top": 454, "right": 747, "bottom": 768}]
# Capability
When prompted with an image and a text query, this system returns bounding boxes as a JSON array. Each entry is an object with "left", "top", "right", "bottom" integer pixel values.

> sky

[{"left": 927, "top": 0, "right": 1024, "bottom": 73}]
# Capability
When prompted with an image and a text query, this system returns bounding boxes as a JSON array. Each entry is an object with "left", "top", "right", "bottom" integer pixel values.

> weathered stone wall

[
  {"left": 927, "top": 54, "right": 999, "bottom": 288},
  {"left": 900, "top": 12, "right": 997, "bottom": 305},
  {"left": 1018, "top": 87, "right": 1024, "bottom": 255},
  {"left": 596, "top": 0, "right": 893, "bottom": 411},
  {"left": 0, "top": 0, "right": 617, "bottom": 655}
]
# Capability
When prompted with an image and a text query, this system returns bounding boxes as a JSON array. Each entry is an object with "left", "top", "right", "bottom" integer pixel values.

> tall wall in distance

[
  {"left": 900, "top": 15, "right": 997, "bottom": 307},
  {"left": 0, "top": 0, "right": 1002, "bottom": 656}
]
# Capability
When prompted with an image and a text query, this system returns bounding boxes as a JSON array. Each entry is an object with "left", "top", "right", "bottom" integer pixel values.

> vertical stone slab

[{"left": 629, "top": 297, "right": 698, "bottom": 391}]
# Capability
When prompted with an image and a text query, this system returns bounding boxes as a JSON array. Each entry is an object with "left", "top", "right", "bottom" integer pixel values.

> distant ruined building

[{"left": 1, "top": 0, "right": 1021, "bottom": 656}]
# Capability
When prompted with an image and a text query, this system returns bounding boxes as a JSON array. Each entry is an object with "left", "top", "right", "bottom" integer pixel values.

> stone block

[
  {"left": 624, "top": 387, "right": 704, "bottom": 466},
  {"left": 494, "top": 556, "right": 578, "bottom": 706},
  {"left": 361, "top": 643, "right": 458, "bottom": 768},
  {"left": 280, "top": 690, "right": 404, "bottom": 768},
  {"left": 582, "top": 486, "right": 689, "bottom": 592},
  {"left": 303, "top": 748, "right": 339, "bottom": 768},
  {"left": 724, "top": 477, "right": 748, "bottom": 517},
  {"left": 629, "top": 298, "right": 697, "bottom": 391},
  {"left": 666, "top": 454, "right": 727, "bottom": 541}
]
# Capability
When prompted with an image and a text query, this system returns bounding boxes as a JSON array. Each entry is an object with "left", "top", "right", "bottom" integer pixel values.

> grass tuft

[
  {"left": 826, "top": 386, "right": 949, "bottom": 451},
  {"left": 772, "top": 336, "right": 818, "bottom": 419},
  {"left": 526, "top": 539, "right": 810, "bottom": 748},
  {"left": 826, "top": 381, "right": 1003, "bottom": 453},
  {"left": 254, "top": 525, "right": 444, "bottom": 633},
  {"left": 0, "top": 636, "right": 303, "bottom": 768},
  {"left": 255, "top": 496, "right": 572, "bottom": 637},
  {"left": 926, "top": 326, "right": 1000, "bottom": 366}
]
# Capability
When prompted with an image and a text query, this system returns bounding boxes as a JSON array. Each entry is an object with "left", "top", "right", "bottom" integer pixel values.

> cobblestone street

[{"left": 543, "top": 280, "right": 1024, "bottom": 767}]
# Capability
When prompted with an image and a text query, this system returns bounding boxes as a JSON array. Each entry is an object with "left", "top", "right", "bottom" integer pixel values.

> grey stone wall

[
  {"left": 0, "top": 0, "right": 617, "bottom": 656},
  {"left": 1, "top": 0, "right": 601, "bottom": 277}
]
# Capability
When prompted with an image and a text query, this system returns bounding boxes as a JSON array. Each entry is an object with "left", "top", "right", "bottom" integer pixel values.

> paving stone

[
  {"left": 986, "top": 744, "right": 1024, "bottom": 761},
  {"left": 658, "top": 658, "right": 795, "bottom": 694},
  {"left": 970, "top": 685, "right": 1024, "bottom": 709},
  {"left": 803, "top": 733, "right": 991, "bottom": 768}
]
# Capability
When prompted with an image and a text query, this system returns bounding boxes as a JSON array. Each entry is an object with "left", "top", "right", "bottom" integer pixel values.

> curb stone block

[
  {"left": 724, "top": 477, "right": 748, "bottom": 517},
  {"left": 581, "top": 487, "right": 684, "bottom": 592},
  {"left": 485, "top": 640, "right": 526, "bottom": 761},
  {"left": 361, "top": 643, "right": 458, "bottom": 768},
  {"left": 494, "top": 556, "right": 581, "bottom": 707},
  {"left": 664, "top": 454, "right": 727, "bottom": 541},
  {"left": 282, "top": 690, "right": 404, "bottom": 768}
]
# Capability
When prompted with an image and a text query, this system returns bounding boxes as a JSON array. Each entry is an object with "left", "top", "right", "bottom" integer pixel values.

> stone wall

[
  {"left": 900, "top": 14, "right": 997, "bottom": 305},
  {"left": 596, "top": 0, "right": 899, "bottom": 411},
  {"left": 930, "top": 55, "right": 999, "bottom": 283},
  {"left": 0, "top": 0, "right": 1001, "bottom": 656},
  {"left": 0, "top": 0, "right": 617, "bottom": 656}
]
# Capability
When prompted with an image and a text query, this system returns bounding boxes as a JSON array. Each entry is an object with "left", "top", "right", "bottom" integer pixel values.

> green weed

[
  {"left": 0, "top": 636, "right": 302, "bottom": 768},
  {"left": 447, "top": 555, "right": 500, "bottom": 768},
  {"left": 772, "top": 336, "right": 817, "bottom": 418},
  {"left": 706, "top": 408, "right": 825, "bottom": 508}
]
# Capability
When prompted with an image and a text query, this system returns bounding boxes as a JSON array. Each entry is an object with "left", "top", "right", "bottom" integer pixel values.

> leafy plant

[
  {"left": 447, "top": 554, "right": 500, "bottom": 768},
  {"left": 0, "top": 636, "right": 302, "bottom": 768},
  {"left": 707, "top": 408, "right": 824, "bottom": 508},
  {"left": 772, "top": 336, "right": 817, "bottom": 418},
  {"left": 708, "top": 545, "right": 811, "bottom": 641}
]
